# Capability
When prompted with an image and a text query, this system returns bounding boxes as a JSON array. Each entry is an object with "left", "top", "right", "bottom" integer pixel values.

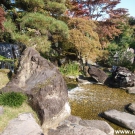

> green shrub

[
  {"left": 59, "top": 62, "right": 80, "bottom": 76},
  {"left": 0, "top": 92, "right": 27, "bottom": 107}
]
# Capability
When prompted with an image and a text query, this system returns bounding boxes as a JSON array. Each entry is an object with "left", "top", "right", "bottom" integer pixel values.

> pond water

[{"left": 68, "top": 83, "right": 135, "bottom": 130}]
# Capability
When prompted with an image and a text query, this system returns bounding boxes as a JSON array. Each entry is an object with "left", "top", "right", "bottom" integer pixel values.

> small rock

[
  {"left": 126, "top": 87, "right": 135, "bottom": 94},
  {"left": 79, "top": 120, "right": 114, "bottom": 135},
  {"left": 102, "top": 109, "right": 135, "bottom": 130},
  {"left": 1, "top": 113, "right": 44, "bottom": 135},
  {"left": 127, "top": 103, "right": 135, "bottom": 114},
  {"left": 76, "top": 75, "right": 92, "bottom": 84}
]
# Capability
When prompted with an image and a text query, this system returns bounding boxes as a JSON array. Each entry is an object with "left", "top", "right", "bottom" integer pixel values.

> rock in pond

[
  {"left": 127, "top": 103, "right": 135, "bottom": 114},
  {"left": 1, "top": 113, "right": 43, "bottom": 135},
  {"left": 126, "top": 87, "right": 135, "bottom": 94},
  {"left": 110, "top": 66, "right": 135, "bottom": 87},
  {"left": 88, "top": 66, "right": 108, "bottom": 84},
  {"left": 102, "top": 109, "right": 135, "bottom": 130},
  {"left": 1, "top": 47, "right": 71, "bottom": 132},
  {"left": 48, "top": 115, "right": 114, "bottom": 135}
]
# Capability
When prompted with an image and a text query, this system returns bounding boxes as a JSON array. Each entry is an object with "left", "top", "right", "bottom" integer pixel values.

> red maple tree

[
  {"left": 97, "top": 7, "right": 128, "bottom": 47},
  {"left": 67, "top": 0, "right": 123, "bottom": 20}
]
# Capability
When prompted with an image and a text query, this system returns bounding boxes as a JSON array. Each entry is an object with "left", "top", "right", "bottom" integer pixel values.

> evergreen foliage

[
  {"left": 15, "top": 0, "right": 44, "bottom": 11},
  {"left": 20, "top": 12, "right": 68, "bottom": 38},
  {"left": 45, "top": 1, "right": 66, "bottom": 16},
  {"left": 0, "top": 0, "right": 69, "bottom": 57}
]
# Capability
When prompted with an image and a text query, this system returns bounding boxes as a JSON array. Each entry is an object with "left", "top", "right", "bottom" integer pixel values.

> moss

[{"left": 32, "top": 74, "right": 57, "bottom": 94}]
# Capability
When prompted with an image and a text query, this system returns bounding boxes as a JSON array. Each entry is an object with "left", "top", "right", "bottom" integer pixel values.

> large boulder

[
  {"left": 48, "top": 115, "right": 114, "bottom": 135},
  {"left": 1, "top": 113, "right": 43, "bottom": 135},
  {"left": 88, "top": 66, "right": 108, "bottom": 84},
  {"left": 102, "top": 109, "right": 135, "bottom": 130},
  {"left": 1, "top": 47, "right": 70, "bottom": 131},
  {"left": 110, "top": 66, "right": 135, "bottom": 87}
]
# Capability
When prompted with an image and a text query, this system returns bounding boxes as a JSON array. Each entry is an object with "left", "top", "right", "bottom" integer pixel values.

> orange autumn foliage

[{"left": 68, "top": 18, "right": 102, "bottom": 61}]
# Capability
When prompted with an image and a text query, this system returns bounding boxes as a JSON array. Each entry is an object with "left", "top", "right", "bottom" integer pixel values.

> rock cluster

[
  {"left": 111, "top": 66, "right": 135, "bottom": 87},
  {"left": 48, "top": 115, "right": 114, "bottom": 135},
  {"left": 1, "top": 47, "right": 70, "bottom": 131}
]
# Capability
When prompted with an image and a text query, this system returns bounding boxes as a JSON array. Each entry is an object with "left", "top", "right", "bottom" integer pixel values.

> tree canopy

[
  {"left": 67, "top": 18, "right": 101, "bottom": 60},
  {"left": 0, "top": 0, "right": 135, "bottom": 67},
  {"left": 66, "top": 0, "right": 128, "bottom": 20}
]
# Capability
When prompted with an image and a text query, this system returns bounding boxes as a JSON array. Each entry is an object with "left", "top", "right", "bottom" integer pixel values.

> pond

[{"left": 68, "top": 83, "right": 135, "bottom": 130}]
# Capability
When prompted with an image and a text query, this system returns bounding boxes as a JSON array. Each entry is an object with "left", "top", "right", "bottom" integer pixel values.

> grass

[
  {"left": 0, "top": 92, "right": 27, "bottom": 107},
  {"left": 0, "top": 69, "right": 40, "bottom": 133},
  {"left": 0, "top": 102, "right": 40, "bottom": 133},
  {"left": 59, "top": 62, "right": 80, "bottom": 76},
  {"left": 0, "top": 69, "right": 10, "bottom": 89}
]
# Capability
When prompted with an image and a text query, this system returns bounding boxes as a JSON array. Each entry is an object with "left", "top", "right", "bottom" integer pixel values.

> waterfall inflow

[{"left": 0, "top": 43, "right": 25, "bottom": 72}]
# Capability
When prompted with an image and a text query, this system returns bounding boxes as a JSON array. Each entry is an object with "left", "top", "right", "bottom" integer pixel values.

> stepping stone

[{"left": 102, "top": 109, "right": 135, "bottom": 130}]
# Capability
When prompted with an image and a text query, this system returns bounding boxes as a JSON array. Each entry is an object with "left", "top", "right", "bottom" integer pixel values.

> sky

[{"left": 116, "top": 0, "right": 135, "bottom": 17}]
